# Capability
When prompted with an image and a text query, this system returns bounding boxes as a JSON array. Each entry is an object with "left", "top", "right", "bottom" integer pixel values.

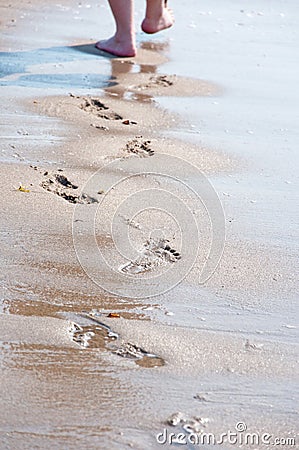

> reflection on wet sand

[
  {"left": 103, "top": 40, "right": 218, "bottom": 102},
  {"left": 105, "top": 58, "right": 156, "bottom": 103}
]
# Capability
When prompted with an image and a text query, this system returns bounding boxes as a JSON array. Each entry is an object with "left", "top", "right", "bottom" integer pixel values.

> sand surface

[{"left": 1, "top": 0, "right": 298, "bottom": 449}]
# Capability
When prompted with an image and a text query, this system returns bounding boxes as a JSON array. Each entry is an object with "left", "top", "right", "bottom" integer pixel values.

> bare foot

[
  {"left": 141, "top": 4, "right": 174, "bottom": 35},
  {"left": 95, "top": 35, "right": 136, "bottom": 58}
]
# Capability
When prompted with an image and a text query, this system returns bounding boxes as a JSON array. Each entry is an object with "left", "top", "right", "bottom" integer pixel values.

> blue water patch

[
  {"left": 0, "top": 73, "right": 116, "bottom": 90},
  {"left": 0, "top": 44, "right": 114, "bottom": 89}
]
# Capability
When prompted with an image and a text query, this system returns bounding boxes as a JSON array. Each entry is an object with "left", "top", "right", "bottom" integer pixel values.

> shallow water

[{"left": 159, "top": 0, "right": 299, "bottom": 248}]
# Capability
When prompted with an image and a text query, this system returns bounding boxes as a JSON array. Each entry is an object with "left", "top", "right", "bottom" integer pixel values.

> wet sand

[{"left": 1, "top": 0, "right": 298, "bottom": 449}]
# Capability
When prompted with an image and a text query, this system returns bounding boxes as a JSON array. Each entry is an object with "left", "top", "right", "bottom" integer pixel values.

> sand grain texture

[{"left": 1, "top": 0, "right": 298, "bottom": 449}]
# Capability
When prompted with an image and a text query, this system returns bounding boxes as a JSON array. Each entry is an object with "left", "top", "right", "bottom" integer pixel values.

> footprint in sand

[
  {"left": 120, "top": 237, "right": 181, "bottom": 275},
  {"left": 137, "top": 74, "right": 176, "bottom": 91},
  {"left": 41, "top": 172, "right": 98, "bottom": 204},
  {"left": 113, "top": 341, "right": 165, "bottom": 367},
  {"left": 70, "top": 315, "right": 165, "bottom": 367},
  {"left": 125, "top": 136, "right": 155, "bottom": 158},
  {"left": 167, "top": 412, "right": 210, "bottom": 433},
  {"left": 80, "top": 97, "right": 123, "bottom": 121}
]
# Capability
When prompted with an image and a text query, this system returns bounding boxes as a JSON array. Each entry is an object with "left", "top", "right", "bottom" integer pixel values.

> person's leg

[
  {"left": 96, "top": 0, "right": 136, "bottom": 57},
  {"left": 141, "top": 0, "right": 174, "bottom": 34}
]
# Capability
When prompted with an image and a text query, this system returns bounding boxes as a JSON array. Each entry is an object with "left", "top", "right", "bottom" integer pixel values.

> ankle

[
  {"left": 115, "top": 30, "right": 135, "bottom": 45},
  {"left": 145, "top": 3, "right": 164, "bottom": 20}
]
